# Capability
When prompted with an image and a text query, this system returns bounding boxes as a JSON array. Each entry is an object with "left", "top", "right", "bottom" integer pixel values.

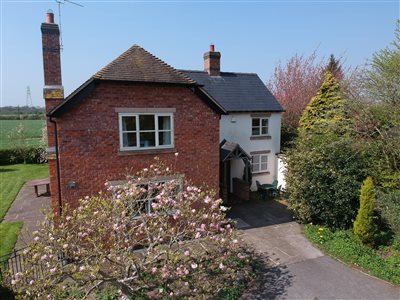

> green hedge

[{"left": 0, "top": 147, "right": 46, "bottom": 165}]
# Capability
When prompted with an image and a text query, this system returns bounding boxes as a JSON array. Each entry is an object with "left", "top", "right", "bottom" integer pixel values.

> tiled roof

[
  {"left": 181, "top": 70, "right": 284, "bottom": 112},
  {"left": 93, "top": 45, "right": 196, "bottom": 85}
]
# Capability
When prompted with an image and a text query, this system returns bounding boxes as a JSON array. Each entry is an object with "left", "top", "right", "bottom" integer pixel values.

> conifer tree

[
  {"left": 325, "top": 54, "right": 343, "bottom": 81},
  {"left": 354, "top": 176, "right": 377, "bottom": 244},
  {"left": 299, "top": 71, "right": 348, "bottom": 135}
]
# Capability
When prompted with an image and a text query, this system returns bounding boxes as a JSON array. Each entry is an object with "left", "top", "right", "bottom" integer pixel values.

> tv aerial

[{"left": 55, "top": 0, "right": 84, "bottom": 50}]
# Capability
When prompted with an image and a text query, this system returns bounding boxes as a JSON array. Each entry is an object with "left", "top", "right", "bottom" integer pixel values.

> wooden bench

[{"left": 27, "top": 178, "right": 50, "bottom": 197}]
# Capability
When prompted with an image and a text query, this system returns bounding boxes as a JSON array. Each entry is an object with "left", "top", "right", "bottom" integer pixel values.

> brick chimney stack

[
  {"left": 41, "top": 9, "right": 64, "bottom": 112},
  {"left": 204, "top": 44, "right": 221, "bottom": 76}
]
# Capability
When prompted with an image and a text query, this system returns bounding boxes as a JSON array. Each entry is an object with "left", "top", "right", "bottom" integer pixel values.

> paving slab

[{"left": 4, "top": 182, "right": 51, "bottom": 249}]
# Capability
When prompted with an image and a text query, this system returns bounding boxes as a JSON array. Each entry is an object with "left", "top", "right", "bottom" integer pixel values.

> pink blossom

[
  {"left": 33, "top": 236, "right": 40, "bottom": 242},
  {"left": 190, "top": 263, "right": 198, "bottom": 269},
  {"left": 219, "top": 263, "right": 225, "bottom": 269},
  {"left": 195, "top": 232, "right": 201, "bottom": 239},
  {"left": 151, "top": 267, "right": 157, "bottom": 273},
  {"left": 63, "top": 244, "right": 69, "bottom": 249},
  {"left": 184, "top": 250, "right": 190, "bottom": 256},
  {"left": 162, "top": 270, "right": 170, "bottom": 278}
]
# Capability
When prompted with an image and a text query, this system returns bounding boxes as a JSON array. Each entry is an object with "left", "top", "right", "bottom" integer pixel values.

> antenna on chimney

[{"left": 54, "top": 0, "right": 84, "bottom": 50}]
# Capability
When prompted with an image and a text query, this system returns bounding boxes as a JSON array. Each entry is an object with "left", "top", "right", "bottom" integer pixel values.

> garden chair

[
  {"left": 264, "top": 179, "right": 279, "bottom": 198},
  {"left": 256, "top": 180, "right": 268, "bottom": 201}
]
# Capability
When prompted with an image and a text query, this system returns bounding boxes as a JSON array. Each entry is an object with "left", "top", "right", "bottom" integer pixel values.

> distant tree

[
  {"left": 325, "top": 54, "right": 343, "bottom": 81},
  {"left": 267, "top": 51, "right": 324, "bottom": 138},
  {"left": 354, "top": 177, "right": 377, "bottom": 244},
  {"left": 299, "top": 71, "right": 349, "bottom": 136}
]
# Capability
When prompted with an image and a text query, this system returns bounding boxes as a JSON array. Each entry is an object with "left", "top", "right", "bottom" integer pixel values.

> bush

[
  {"left": 0, "top": 147, "right": 46, "bottom": 165},
  {"left": 284, "top": 137, "right": 368, "bottom": 229},
  {"left": 354, "top": 177, "right": 377, "bottom": 244},
  {"left": 376, "top": 190, "right": 400, "bottom": 239}
]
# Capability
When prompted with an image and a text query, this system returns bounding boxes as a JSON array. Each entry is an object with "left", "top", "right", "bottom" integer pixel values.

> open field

[{"left": 0, "top": 120, "right": 44, "bottom": 149}]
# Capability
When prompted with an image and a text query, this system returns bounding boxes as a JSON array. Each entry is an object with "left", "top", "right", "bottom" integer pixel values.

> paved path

[
  {"left": 4, "top": 181, "right": 51, "bottom": 249},
  {"left": 228, "top": 198, "right": 400, "bottom": 300}
]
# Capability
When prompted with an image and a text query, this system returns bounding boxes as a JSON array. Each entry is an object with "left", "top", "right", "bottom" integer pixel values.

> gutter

[{"left": 48, "top": 116, "right": 62, "bottom": 217}]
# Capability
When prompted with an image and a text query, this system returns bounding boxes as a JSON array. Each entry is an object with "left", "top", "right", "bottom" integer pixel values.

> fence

[{"left": 0, "top": 247, "right": 45, "bottom": 284}]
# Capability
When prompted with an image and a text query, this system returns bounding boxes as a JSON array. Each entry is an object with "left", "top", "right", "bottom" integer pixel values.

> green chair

[
  {"left": 256, "top": 180, "right": 268, "bottom": 201},
  {"left": 264, "top": 179, "right": 279, "bottom": 197}
]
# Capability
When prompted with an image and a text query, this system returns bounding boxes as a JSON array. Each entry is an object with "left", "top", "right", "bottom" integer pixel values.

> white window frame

[
  {"left": 251, "top": 154, "right": 268, "bottom": 173},
  {"left": 251, "top": 117, "right": 269, "bottom": 136},
  {"left": 119, "top": 112, "right": 174, "bottom": 151},
  {"left": 110, "top": 176, "right": 183, "bottom": 219}
]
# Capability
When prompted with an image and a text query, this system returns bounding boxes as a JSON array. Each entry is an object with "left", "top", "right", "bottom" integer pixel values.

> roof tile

[
  {"left": 93, "top": 45, "right": 196, "bottom": 85},
  {"left": 181, "top": 70, "right": 283, "bottom": 112}
]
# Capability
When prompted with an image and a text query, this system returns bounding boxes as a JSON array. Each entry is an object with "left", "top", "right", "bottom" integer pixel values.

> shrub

[
  {"left": 376, "top": 190, "right": 400, "bottom": 238},
  {"left": 354, "top": 177, "right": 378, "bottom": 244},
  {"left": 284, "top": 137, "right": 368, "bottom": 229},
  {"left": 0, "top": 147, "right": 46, "bottom": 165},
  {"left": 5, "top": 159, "right": 254, "bottom": 299}
]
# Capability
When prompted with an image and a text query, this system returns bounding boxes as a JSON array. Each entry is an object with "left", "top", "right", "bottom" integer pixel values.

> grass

[
  {"left": 0, "top": 164, "right": 48, "bottom": 263},
  {"left": 304, "top": 224, "right": 400, "bottom": 285},
  {"left": 0, "top": 119, "right": 44, "bottom": 149},
  {"left": 0, "top": 222, "right": 23, "bottom": 260},
  {"left": 0, "top": 164, "right": 49, "bottom": 222}
]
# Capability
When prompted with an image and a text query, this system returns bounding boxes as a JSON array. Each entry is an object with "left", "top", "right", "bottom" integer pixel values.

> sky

[{"left": 1, "top": 0, "right": 399, "bottom": 107}]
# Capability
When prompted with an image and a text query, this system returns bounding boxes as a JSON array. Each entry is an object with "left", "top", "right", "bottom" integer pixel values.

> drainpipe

[{"left": 49, "top": 116, "right": 62, "bottom": 217}]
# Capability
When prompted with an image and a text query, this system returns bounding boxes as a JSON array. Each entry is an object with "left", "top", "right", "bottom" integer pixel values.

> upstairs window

[
  {"left": 251, "top": 117, "right": 269, "bottom": 136},
  {"left": 119, "top": 113, "right": 174, "bottom": 150},
  {"left": 252, "top": 154, "right": 268, "bottom": 173}
]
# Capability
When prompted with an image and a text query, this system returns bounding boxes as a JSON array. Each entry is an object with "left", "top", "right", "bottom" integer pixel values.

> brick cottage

[{"left": 41, "top": 11, "right": 283, "bottom": 216}]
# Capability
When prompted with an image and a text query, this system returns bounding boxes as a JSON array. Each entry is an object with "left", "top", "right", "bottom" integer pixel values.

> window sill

[
  {"left": 118, "top": 148, "right": 176, "bottom": 156},
  {"left": 252, "top": 171, "right": 270, "bottom": 176},
  {"left": 250, "top": 135, "right": 271, "bottom": 140}
]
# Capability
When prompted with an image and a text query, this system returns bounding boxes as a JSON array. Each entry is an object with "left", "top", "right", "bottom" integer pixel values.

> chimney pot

[
  {"left": 210, "top": 44, "right": 215, "bottom": 52},
  {"left": 46, "top": 10, "right": 54, "bottom": 24}
]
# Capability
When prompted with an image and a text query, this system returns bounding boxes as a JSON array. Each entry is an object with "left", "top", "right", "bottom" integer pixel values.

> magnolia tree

[{"left": 6, "top": 158, "right": 253, "bottom": 299}]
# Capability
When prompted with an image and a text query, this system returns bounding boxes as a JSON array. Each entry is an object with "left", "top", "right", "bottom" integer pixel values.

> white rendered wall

[
  {"left": 220, "top": 113, "right": 282, "bottom": 191},
  {"left": 277, "top": 155, "right": 286, "bottom": 190}
]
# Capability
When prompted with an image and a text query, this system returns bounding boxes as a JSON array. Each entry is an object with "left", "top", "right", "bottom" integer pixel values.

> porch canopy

[
  {"left": 220, "top": 139, "right": 251, "bottom": 163},
  {"left": 220, "top": 139, "right": 252, "bottom": 182}
]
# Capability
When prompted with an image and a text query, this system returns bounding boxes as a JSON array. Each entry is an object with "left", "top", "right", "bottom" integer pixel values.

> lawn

[
  {"left": 304, "top": 224, "right": 400, "bottom": 285},
  {"left": 0, "top": 222, "right": 23, "bottom": 260},
  {"left": 0, "top": 164, "right": 48, "bottom": 261},
  {"left": 0, "top": 164, "right": 49, "bottom": 222},
  {"left": 0, "top": 119, "right": 44, "bottom": 149}
]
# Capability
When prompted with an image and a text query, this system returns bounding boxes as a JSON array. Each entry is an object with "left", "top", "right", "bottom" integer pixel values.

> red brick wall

[
  {"left": 49, "top": 81, "right": 220, "bottom": 212},
  {"left": 41, "top": 23, "right": 62, "bottom": 86}
]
